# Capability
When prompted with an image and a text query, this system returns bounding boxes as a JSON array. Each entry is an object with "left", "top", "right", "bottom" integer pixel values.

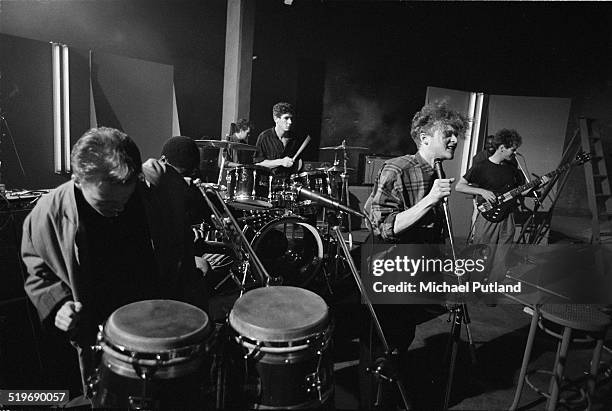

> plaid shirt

[{"left": 364, "top": 153, "right": 444, "bottom": 243}]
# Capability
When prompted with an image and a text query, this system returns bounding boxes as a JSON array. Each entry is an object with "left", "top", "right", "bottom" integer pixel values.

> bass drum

[{"left": 248, "top": 216, "right": 324, "bottom": 287}]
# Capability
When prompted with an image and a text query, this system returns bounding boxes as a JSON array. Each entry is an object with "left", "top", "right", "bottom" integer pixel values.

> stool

[{"left": 510, "top": 304, "right": 611, "bottom": 411}]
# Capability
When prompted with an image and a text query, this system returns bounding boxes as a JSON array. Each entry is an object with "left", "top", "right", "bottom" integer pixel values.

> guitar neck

[{"left": 505, "top": 162, "right": 572, "bottom": 198}]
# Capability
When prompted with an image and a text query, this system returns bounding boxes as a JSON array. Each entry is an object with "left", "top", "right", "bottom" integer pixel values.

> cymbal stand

[
  {"left": 331, "top": 224, "right": 411, "bottom": 410},
  {"left": 196, "top": 184, "right": 272, "bottom": 293},
  {"left": 217, "top": 145, "right": 227, "bottom": 186},
  {"left": 0, "top": 109, "right": 26, "bottom": 186},
  {"left": 338, "top": 140, "right": 353, "bottom": 248}
]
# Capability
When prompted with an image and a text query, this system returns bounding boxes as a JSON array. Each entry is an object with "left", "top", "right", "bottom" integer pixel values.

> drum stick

[{"left": 292, "top": 135, "right": 311, "bottom": 162}]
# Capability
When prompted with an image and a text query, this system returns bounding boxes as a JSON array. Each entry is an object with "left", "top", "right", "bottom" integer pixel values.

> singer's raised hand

[{"left": 427, "top": 178, "right": 455, "bottom": 204}]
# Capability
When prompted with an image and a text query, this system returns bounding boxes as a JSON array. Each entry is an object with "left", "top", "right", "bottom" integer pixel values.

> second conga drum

[
  {"left": 90, "top": 300, "right": 213, "bottom": 410},
  {"left": 227, "top": 286, "right": 334, "bottom": 409}
]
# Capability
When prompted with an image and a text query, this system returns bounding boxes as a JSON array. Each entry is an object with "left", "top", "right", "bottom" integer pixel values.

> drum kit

[
  {"left": 193, "top": 138, "right": 369, "bottom": 292},
  {"left": 87, "top": 138, "right": 373, "bottom": 410}
]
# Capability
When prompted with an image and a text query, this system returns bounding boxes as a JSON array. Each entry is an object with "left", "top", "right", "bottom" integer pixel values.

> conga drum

[
  {"left": 90, "top": 300, "right": 213, "bottom": 410},
  {"left": 227, "top": 286, "right": 333, "bottom": 409}
]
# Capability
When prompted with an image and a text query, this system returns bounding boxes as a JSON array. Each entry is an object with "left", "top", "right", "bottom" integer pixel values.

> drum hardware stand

[
  {"left": 197, "top": 183, "right": 273, "bottom": 288},
  {"left": 330, "top": 225, "right": 411, "bottom": 410},
  {"left": 306, "top": 342, "right": 328, "bottom": 403},
  {"left": 317, "top": 213, "right": 351, "bottom": 297},
  {"left": 213, "top": 260, "right": 249, "bottom": 294},
  {"left": 332, "top": 140, "right": 354, "bottom": 248},
  {"left": 314, "top": 250, "right": 335, "bottom": 296},
  {"left": 217, "top": 141, "right": 227, "bottom": 186},
  {"left": 197, "top": 184, "right": 252, "bottom": 294},
  {"left": 130, "top": 363, "right": 157, "bottom": 411},
  {"left": 433, "top": 160, "right": 477, "bottom": 411}
]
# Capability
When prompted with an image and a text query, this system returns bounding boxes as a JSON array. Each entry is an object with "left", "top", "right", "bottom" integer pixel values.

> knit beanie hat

[{"left": 161, "top": 136, "right": 200, "bottom": 171}]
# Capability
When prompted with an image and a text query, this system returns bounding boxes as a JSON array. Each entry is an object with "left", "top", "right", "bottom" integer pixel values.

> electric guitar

[{"left": 476, "top": 152, "right": 591, "bottom": 223}]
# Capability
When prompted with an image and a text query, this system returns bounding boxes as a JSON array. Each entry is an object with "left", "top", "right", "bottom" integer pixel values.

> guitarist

[{"left": 455, "top": 129, "right": 533, "bottom": 282}]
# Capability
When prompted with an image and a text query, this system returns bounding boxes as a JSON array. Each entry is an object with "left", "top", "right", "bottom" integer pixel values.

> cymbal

[
  {"left": 227, "top": 142, "right": 257, "bottom": 151},
  {"left": 320, "top": 144, "right": 369, "bottom": 151},
  {"left": 195, "top": 139, "right": 229, "bottom": 148},
  {"left": 195, "top": 140, "right": 257, "bottom": 151},
  {"left": 327, "top": 165, "right": 355, "bottom": 173}
]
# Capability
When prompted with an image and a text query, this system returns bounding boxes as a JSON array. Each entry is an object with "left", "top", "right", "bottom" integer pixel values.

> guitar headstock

[{"left": 575, "top": 151, "right": 592, "bottom": 165}]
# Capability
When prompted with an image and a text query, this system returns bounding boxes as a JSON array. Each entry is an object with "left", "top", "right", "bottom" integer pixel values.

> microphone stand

[
  {"left": 515, "top": 154, "right": 551, "bottom": 245},
  {"left": 330, "top": 223, "right": 411, "bottom": 410},
  {"left": 196, "top": 183, "right": 272, "bottom": 292},
  {"left": 433, "top": 160, "right": 477, "bottom": 411},
  {"left": 0, "top": 109, "right": 27, "bottom": 186}
]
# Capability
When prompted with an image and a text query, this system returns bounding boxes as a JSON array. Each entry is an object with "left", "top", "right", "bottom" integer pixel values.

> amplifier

[{"left": 363, "top": 155, "right": 394, "bottom": 184}]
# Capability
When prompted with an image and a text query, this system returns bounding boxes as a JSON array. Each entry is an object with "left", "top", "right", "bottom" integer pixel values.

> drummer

[
  {"left": 254, "top": 102, "right": 302, "bottom": 175},
  {"left": 219, "top": 118, "right": 254, "bottom": 168}
]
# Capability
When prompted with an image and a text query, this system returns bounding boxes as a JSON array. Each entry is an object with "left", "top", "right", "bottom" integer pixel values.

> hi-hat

[
  {"left": 320, "top": 144, "right": 369, "bottom": 151},
  {"left": 195, "top": 139, "right": 257, "bottom": 151},
  {"left": 227, "top": 142, "right": 257, "bottom": 151}
]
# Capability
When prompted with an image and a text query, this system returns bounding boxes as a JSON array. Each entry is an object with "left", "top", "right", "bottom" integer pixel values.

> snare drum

[
  {"left": 226, "top": 165, "right": 273, "bottom": 209},
  {"left": 228, "top": 286, "right": 334, "bottom": 409},
  {"left": 290, "top": 171, "right": 332, "bottom": 206},
  {"left": 91, "top": 300, "right": 213, "bottom": 409}
]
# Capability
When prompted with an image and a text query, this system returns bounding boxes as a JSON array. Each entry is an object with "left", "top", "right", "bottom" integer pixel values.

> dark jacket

[{"left": 22, "top": 165, "right": 206, "bottom": 344}]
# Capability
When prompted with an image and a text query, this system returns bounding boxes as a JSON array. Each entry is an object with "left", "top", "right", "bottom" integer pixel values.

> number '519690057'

[{"left": 0, "top": 390, "right": 68, "bottom": 405}]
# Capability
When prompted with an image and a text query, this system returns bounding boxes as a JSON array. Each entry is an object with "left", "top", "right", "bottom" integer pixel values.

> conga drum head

[
  {"left": 229, "top": 286, "right": 328, "bottom": 343},
  {"left": 104, "top": 300, "right": 211, "bottom": 353},
  {"left": 93, "top": 300, "right": 213, "bottom": 408}
]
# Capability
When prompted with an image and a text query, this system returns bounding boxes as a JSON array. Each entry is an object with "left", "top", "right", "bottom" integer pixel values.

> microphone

[
  {"left": 292, "top": 184, "right": 365, "bottom": 218},
  {"left": 433, "top": 159, "right": 448, "bottom": 204}
]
